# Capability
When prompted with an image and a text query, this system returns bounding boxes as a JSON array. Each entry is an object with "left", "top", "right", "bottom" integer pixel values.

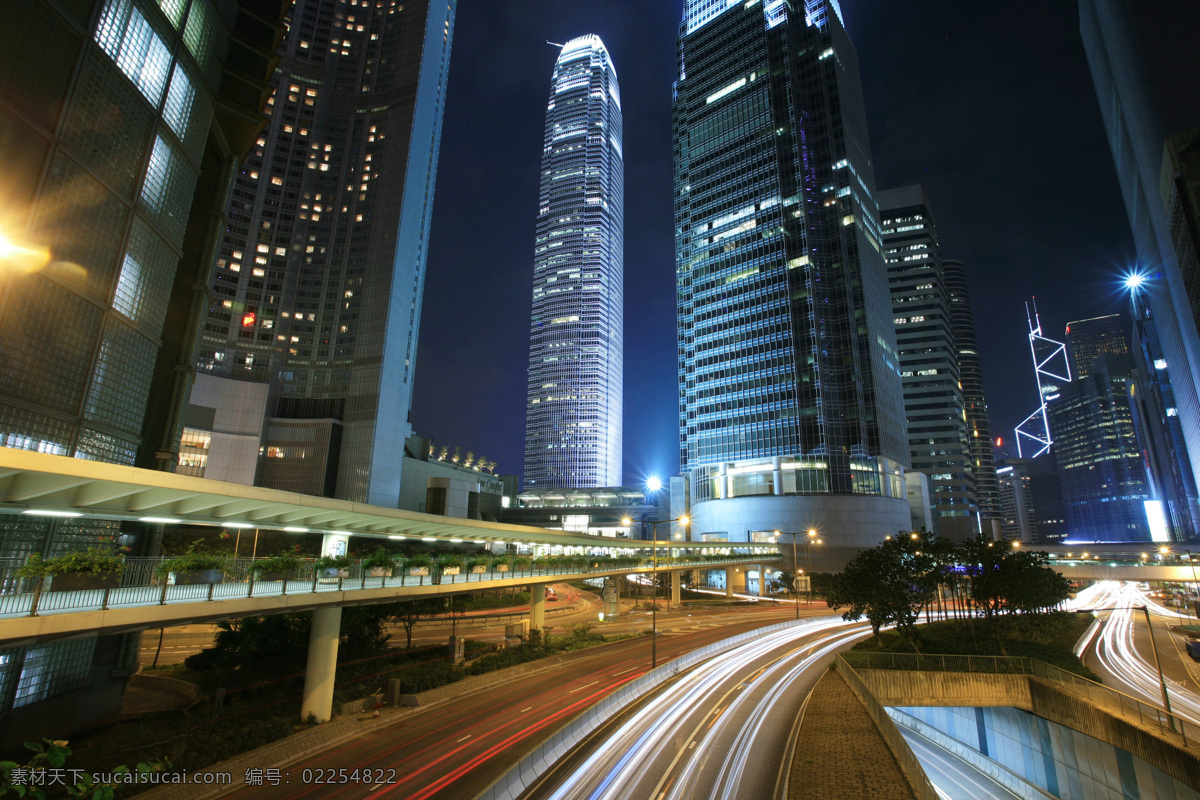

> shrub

[
  {"left": 156, "top": 541, "right": 228, "bottom": 578},
  {"left": 17, "top": 547, "right": 124, "bottom": 578}
]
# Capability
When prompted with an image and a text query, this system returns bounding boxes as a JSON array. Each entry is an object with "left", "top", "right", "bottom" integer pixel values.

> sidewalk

[{"left": 788, "top": 669, "right": 917, "bottom": 800}]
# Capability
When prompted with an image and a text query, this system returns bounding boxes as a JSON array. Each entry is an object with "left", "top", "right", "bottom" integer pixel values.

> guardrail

[
  {"left": 841, "top": 650, "right": 1199, "bottom": 748},
  {"left": 0, "top": 554, "right": 771, "bottom": 619},
  {"left": 473, "top": 616, "right": 835, "bottom": 800},
  {"left": 834, "top": 656, "right": 939, "bottom": 800}
]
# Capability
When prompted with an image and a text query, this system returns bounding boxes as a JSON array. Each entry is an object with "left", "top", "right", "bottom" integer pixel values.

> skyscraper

[
  {"left": 673, "top": 0, "right": 909, "bottom": 560},
  {"left": 1049, "top": 324, "right": 1153, "bottom": 542},
  {"left": 943, "top": 259, "right": 1003, "bottom": 538},
  {"left": 1080, "top": 0, "right": 1200, "bottom": 540},
  {"left": 0, "top": 0, "right": 282, "bottom": 746},
  {"left": 880, "top": 186, "right": 977, "bottom": 540},
  {"left": 523, "top": 35, "right": 623, "bottom": 489},
  {"left": 195, "top": 0, "right": 456, "bottom": 506}
]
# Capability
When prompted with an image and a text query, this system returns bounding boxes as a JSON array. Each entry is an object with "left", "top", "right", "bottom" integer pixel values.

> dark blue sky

[{"left": 411, "top": 0, "right": 1135, "bottom": 484}]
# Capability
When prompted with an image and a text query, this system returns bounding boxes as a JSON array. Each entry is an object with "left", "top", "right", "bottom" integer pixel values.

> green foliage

[
  {"left": 16, "top": 548, "right": 125, "bottom": 578},
  {"left": 362, "top": 547, "right": 397, "bottom": 571},
  {"left": 404, "top": 554, "right": 433, "bottom": 571},
  {"left": 828, "top": 532, "right": 940, "bottom": 650},
  {"left": 827, "top": 533, "right": 1072, "bottom": 653},
  {"left": 436, "top": 553, "right": 465, "bottom": 570},
  {"left": 315, "top": 554, "right": 352, "bottom": 570},
  {"left": 155, "top": 541, "right": 227, "bottom": 578},
  {"left": 249, "top": 552, "right": 303, "bottom": 576},
  {"left": 0, "top": 739, "right": 164, "bottom": 799}
]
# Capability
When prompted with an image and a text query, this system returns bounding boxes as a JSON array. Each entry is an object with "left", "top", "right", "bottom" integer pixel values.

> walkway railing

[
  {"left": 0, "top": 554, "right": 764, "bottom": 620},
  {"left": 841, "top": 650, "right": 1199, "bottom": 748}
]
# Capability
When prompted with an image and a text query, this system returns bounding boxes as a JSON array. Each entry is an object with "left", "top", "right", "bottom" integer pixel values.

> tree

[
  {"left": 388, "top": 598, "right": 445, "bottom": 649},
  {"left": 827, "top": 532, "right": 941, "bottom": 651}
]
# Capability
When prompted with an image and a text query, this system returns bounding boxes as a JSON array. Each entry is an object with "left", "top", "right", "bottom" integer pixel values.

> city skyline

[{"left": 413, "top": 0, "right": 1137, "bottom": 485}]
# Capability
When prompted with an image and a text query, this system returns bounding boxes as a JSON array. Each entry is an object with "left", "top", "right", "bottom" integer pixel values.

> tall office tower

[
  {"left": 1080, "top": 0, "right": 1200, "bottom": 540},
  {"left": 0, "top": 0, "right": 281, "bottom": 746},
  {"left": 1064, "top": 315, "right": 1129, "bottom": 378},
  {"left": 1130, "top": 306, "right": 1200, "bottom": 539},
  {"left": 196, "top": 0, "right": 456, "bottom": 506},
  {"left": 996, "top": 459, "right": 1037, "bottom": 543},
  {"left": 880, "top": 187, "right": 976, "bottom": 540},
  {"left": 1049, "top": 332, "right": 1153, "bottom": 541},
  {"left": 673, "top": 0, "right": 909, "bottom": 562},
  {"left": 943, "top": 259, "right": 1003, "bottom": 538},
  {"left": 523, "top": 35, "right": 623, "bottom": 489}
]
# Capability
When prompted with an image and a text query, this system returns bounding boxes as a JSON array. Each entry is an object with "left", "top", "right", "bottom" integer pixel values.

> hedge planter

[
  {"left": 369, "top": 567, "right": 393, "bottom": 578},
  {"left": 496, "top": 565, "right": 510, "bottom": 573},
  {"left": 442, "top": 566, "right": 461, "bottom": 576},
  {"left": 470, "top": 565, "right": 488, "bottom": 574},
  {"left": 49, "top": 573, "right": 120, "bottom": 592},
  {"left": 408, "top": 567, "right": 430, "bottom": 576},
  {"left": 173, "top": 569, "right": 223, "bottom": 585},
  {"left": 253, "top": 571, "right": 295, "bottom": 582},
  {"left": 319, "top": 568, "right": 350, "bottom": 579}
]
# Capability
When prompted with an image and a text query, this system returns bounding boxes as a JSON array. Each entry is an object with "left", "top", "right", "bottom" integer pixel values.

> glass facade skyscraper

[
  {"left": 880, "top": 187, "right": 977, "bottom": 540},
  {"left": 673, "top": 0, "right": 909, "bottom": 557},
  {"left": 523, "top": 35, "right": 623, "bottom": 489},
  {"left": 0, "top": 0, "right": 281, "bottom": 746},
  {"left": 943, "top": 259, "right": 1003, "bottom": 538},
  {"left": 196, "top": 0, "right": 456, "bottom": 506}
]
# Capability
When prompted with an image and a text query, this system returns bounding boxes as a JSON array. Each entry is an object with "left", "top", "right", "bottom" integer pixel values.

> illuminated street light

[
  {"left": 0, "top": 230, "right": 51, "bottom": 273},
  {"left": 1124, "top": 271, "right": 1147, "bottom": 291},
  {"left": 646, "top": 475, "right": 663, "bottom": 493}
]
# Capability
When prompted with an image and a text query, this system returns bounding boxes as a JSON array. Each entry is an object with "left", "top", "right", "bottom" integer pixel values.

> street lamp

[
  {"left": 621, "top": 514, "right": 689, "bottom": 669},
  {"left": 773, "top": 528, "right": 822, "bottom": 618}
]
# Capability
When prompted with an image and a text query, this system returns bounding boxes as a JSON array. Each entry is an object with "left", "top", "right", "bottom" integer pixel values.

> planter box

[
  {"left": 369, "top": 567, "right": 394, "bottom": 578},
  {"left": 319, "top": 568, "right": 350, "bottom": 579},
  {"left": 496, "top": 565, "right": 510, "bottom": 573},
  {"left": 408, "top": 567, "right": 430, "bottom": 576},
  {"left": 172, "top": 569, "right": 223, "bottom": 585},
  {"left": 441, "top": 566, "right": 461, "bottom": 576},
  {"left": 470, "top": 565, "right": 488, "bottom": 574},
  {"left": 49, "top": 573, "right": 120, "bottom": 592},
  {"left": 253, "top": 570, "right": 295, "bottom": 582}
]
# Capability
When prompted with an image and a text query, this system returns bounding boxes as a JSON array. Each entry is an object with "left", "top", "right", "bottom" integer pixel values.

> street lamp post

[
  {"left": 773, "top": 529, "right": 821, "bottom": 617},
  {"left": 622, "top": 515, "right": 689, "bottom": 669}
]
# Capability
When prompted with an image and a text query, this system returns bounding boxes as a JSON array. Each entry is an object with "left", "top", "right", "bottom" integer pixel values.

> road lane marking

[
  {"left": 569, "top": 680, "right": 599, "bottom": 693},
  {"left": 521, "top": 706, "right": 533, "bottom": 713},
  {"left": 456, "top": 734, "right": 472, "bottom": 742},
  {"left": 612, "top": 667, "right": 637, "bottom": 676}
]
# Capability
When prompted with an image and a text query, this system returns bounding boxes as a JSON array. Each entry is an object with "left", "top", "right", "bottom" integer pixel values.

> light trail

[
  {"left": 544, "top": 616, "right": 866, "bottom": 800},
  {"left": 1079, "top": 581, "right": 1200, "bottom": 725}
]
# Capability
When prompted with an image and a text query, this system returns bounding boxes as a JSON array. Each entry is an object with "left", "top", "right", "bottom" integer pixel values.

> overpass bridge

[{"left": 0, "top": 449, "right": 781, "bottom": 720}]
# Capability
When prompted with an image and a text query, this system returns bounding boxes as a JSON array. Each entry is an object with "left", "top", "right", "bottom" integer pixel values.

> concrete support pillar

[
  {"left": 530, "top": 587, "right": 546, "bottom": 631},
  {"left": 671, "top": 570, "right": 682, "bottom": 605},
  {"left": 300, "top": 606, "right": 342, "bottom": 722},
  {"left": 716, "top": 463, "right": 728, "bottom": 499},
  {"left": 757, "top": 566, "right": 766, "bottom": 597},
  {"left": 725, "top": 567, "right": 735, "bottom": 598},
  {"left": 772, "top": 456, "right": 783, "bottom": 496}
]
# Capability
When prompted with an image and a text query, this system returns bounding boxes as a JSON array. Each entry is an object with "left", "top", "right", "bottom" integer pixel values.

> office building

[
  {"left": 1064, "top": 315, "right": 1129, "bottom": 378},
  {"left": 996, "top": 460, "right": 1037, "bottom": 543},
  {"left": 880, "top": 186, "right": 977, "bottom": 540},
  {"left": 673, "top": 0, "right": 909, "bottom": 564},
  {"left": 943, "top": 259, "right": 1003, "bottom": 538},
  {"left": 195, "top": 0, "right": 457, "bottom": 507},
  {"left": 1049, "top": 326, "right": 1154, "bottom": 541},
  {"left": 1080, "top": 0, "right": 1200, "bottom": 539},
  {"left": 523, "top": 35, "right": 624, "bottom": 490},
  {"left": 0, "top": 0, "right": 282, "bottom": 746}
]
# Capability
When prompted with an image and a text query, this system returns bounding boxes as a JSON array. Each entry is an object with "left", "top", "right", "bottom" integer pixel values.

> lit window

[{"left": 95, "top": 0, "right": 172, "bottom": 104}]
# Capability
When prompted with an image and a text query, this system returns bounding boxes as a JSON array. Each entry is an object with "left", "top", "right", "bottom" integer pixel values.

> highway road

[
  {"left": 526, "top": 616, "right": 869, "bottom": 800},
  {"left": 213, "top": 603, "right": 805, "bottom": 800},
  {"left": 900, "top": 727, "right": 1020, "bottom": 800},
  {"left": 1073, "top": 580, "right": 1200, "bottom": 725}
]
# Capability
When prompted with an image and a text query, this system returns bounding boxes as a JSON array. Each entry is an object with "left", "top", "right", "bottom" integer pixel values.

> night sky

[{"left": 410, "top": 0, "right": 1136, "bottom": 486}]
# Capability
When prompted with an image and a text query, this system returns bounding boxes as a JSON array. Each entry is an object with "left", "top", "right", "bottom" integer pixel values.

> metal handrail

[
  {"left": 0, "top": 554, "right": 769, "bottom": 620},
  {"left": 840, "top": 650, "right": 1198, "bottom": 747}
]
